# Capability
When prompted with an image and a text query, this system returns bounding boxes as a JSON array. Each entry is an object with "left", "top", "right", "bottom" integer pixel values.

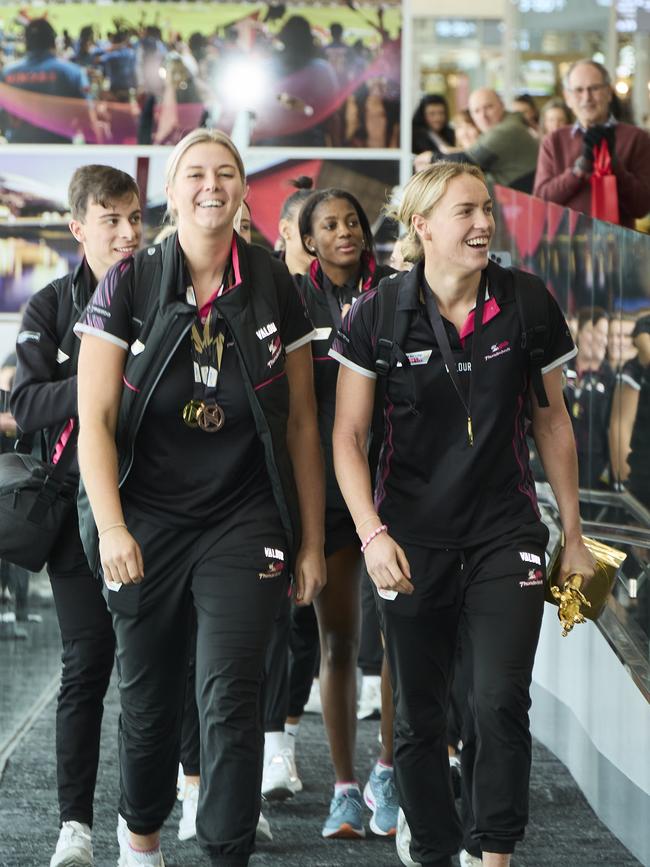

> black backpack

[{"left": 372, "top": 267, "right": 551, "bottom": 409}]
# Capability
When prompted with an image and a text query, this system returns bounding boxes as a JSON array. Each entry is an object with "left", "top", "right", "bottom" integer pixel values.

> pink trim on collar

[{"left": 459, "top": 296, "right": 501, "bottom": 341}]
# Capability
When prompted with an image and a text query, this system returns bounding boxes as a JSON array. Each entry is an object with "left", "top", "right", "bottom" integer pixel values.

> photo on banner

[
  {"left": 0, "top": 151, "right": 139, "bottom": 313},
  {"left": 0, "top": 1, "right": 401, "bottom": 147}
]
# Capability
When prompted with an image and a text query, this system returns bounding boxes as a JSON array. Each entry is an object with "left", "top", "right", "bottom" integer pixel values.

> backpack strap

[
  {"left": 369, "top": 276, "right": 412, "bottom": 479},
  {"left": 374, "top": 276, "right": 409, "bottom": 377},
  {"left": 511, "top": 268, "right": 550, "bottom": 408}
]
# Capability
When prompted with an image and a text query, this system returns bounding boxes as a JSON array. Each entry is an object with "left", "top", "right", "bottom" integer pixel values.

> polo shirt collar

[
  {"left": 571, "top": 114, "right": 617, "bottom": 136},
  {"left": 396, "top": 260, "right": 505, "bottom": 310}
]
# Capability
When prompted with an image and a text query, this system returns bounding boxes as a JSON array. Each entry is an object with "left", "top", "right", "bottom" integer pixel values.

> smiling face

[
  {"left": 412, "top": 174, "right": 494, "bottom": 276},
  {"left": 69, "top": 193, "right": 142, "bottom": 281},
  {"left": 564, "top": 62, "right": 612, "bottom": 129},
  {"left": 166, "top": 141, "right": 245, "bottom": 237},
  {"left": 304, "top": 196, "right": 365, "bottom": 282}
]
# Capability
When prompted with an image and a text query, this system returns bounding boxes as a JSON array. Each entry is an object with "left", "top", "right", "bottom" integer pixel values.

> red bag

[{"left": 590, "top": 141, "right": 620, "bottom": 225}]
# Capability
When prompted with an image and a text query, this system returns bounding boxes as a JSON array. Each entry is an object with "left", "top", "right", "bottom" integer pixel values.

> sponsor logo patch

[
  {"left": 56, "top": 348, "right": 69, "bottom": 363},
  {"left": 519, "top": 551, "right": 541, "bottom": 565},
  {"left": 264, "top": 547, "right": 285, "bottom": 561},
  {"left": 130, "top": 339, "right": 145, "bottom": 356},
  {"left": 406, "top": 349, "right": 432, "bottom": 366},
  {"left": 485, "top": 340, "right": 511, "bottom": 361},
  {"left": 259, "top": 547, "right": 286, "bottom": 580},
  {"left": 256, "top": 321, "right": 277, "bottom": 340}
]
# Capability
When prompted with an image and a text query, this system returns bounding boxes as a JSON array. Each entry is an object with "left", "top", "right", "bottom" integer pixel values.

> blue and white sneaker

[
  {"left": 321, "top": 787, "right": 366, "bottom": 839},
  {"left": 363, "top": 765, "right": 398, "bottom": 836}
]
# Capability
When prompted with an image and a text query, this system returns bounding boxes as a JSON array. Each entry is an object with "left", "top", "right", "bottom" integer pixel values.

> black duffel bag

[{"left": 0, "top": 428, "right": 78, "bottom": 572}]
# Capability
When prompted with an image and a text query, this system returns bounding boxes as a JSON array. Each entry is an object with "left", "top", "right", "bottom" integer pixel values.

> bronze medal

[{"left": 197, "top": 401, "right": 225, "bottom": 432}]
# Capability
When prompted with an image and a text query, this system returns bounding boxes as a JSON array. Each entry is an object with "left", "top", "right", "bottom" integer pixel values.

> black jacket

[
  {"left": 77, "top": 235, "right": 310, "bottom": 573},
  {"left": 11, "top": 261, "right": 95, "bottom": 463}
]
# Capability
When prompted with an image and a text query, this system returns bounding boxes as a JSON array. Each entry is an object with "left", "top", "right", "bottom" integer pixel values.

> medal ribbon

[
  {"left": 183, "top": 303, "right": 227, "bottom": 431},
  {"left": 422, "top": 272, "right": 487, "bottom": 447}
]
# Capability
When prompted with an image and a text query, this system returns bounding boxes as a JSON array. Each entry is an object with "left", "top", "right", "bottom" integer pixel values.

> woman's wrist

[
  {"left": 355, "top": 513, "right": 381, "bottom": 538},
  {"left": 360, "top": 524, "right": 388, "bottom": 553},
  {"left": 98, "top": 521, "right": 127, "bottom": 538}
]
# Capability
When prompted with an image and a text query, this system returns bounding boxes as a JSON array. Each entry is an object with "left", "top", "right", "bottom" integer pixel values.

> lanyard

[
  {"left": 190, "top": 307, "right": 225, "bottom": 402},
  {"left": 422, "top": 272, "right": 487, "bottom": 447}
]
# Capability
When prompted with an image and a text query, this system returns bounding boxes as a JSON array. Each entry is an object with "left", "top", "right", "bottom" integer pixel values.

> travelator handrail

[{"left": 536, "top": 482, "right": 650, "bottom": 701}]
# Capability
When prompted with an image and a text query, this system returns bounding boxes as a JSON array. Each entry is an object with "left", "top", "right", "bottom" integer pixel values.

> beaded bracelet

[{"left": 360, "top": 524, "right": 388, "bottom": 553}]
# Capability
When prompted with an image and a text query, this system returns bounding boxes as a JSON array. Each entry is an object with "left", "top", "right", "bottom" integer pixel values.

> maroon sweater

[{"left": 533, "top": 122, "right": 650, "bottom": 228}]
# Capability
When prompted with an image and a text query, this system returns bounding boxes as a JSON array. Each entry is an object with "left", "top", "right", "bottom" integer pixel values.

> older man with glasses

[{"left": 533, "top": 59, "right": 650, "bottom": 228}]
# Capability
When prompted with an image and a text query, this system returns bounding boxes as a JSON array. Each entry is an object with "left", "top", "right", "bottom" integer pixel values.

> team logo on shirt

[
  {"left": 259, "top": 546, "right": 286, "bottom": 579},
  {"left": 519, "top": 568, "right": 544, "bottom": 588},
  {"left": 267, "top": 335, "right": 282, "bottom": 368},
  {"left": 485, "top": 340, "right": 511, "bottom": 361},
  {"left": 256, "top": 321, "right": 277, "bottom": 340}
]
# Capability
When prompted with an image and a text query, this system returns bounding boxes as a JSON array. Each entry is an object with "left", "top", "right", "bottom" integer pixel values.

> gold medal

[
  {"left": 182, "top": 399, "right": 203, "bottom": 427},
  {"left": 197, "top": 401, "right": 226, "bottom": 432}
]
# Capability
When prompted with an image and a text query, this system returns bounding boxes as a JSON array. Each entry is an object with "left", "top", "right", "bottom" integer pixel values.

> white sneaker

[
  {"left": 50, "top": 821, "right": 93, "bottom": 867},
  {"left": 460, "top": 850, "right": 483, "bottom": 866},
  {"left": 176, "top": 763, "right": 184, "bottom": 801},
  {"left": 303, "top": 678, "right": 322, "bottom": 714},
  {"left": 256, "top": 811, "right": 273, "bottom": 842},
  {"left": 357, "top": 675, "right": 382, "bottom": 720},
  {"left": 177, "top": 781, "right": 199, "bottom": 841},
  {"left": 117, "top": 815, "right": 128, "bottom": 864},
  {"left": 116, "top": 815, "right": 165, "bottom": 867},
  {"left": 395, "top": 808, "right": 420, "bottom": 867},
  {"left": 261, "top": 748, "right": 303, "bottom": 799}
]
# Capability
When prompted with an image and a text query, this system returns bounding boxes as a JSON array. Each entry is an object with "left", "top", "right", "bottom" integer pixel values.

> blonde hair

[
  {"left": 386, "top": 162, "right": 487, "bottom": 263},
  {"left": 164, "top": 128, "right": 246, "bottom": 224}
]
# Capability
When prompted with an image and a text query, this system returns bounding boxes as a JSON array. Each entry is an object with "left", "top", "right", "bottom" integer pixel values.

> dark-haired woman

[
  {"left": 412, "top": 94, "right": 455, "bottom": 157},
  {"left": 297, "top": 188, "right": 398, "bottom": 840},
  {"left": 277, "top": 177, "right": 315, "bottom": 276}
]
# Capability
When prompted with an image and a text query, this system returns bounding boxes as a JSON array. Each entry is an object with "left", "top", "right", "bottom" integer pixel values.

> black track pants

[
  {"left": 108, "top": 504, "right": 288, "bottom": 867},
  {"left": 377, "top": 522, "right": 548, "bottom": 864},
  {"left": 48, "top": 511, "right": 115, "bottom": 828}
]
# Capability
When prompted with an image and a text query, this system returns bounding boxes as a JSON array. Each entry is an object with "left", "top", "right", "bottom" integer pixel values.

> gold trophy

[{"left": 546, "top": 536, "right": 627, "bottom": 637}]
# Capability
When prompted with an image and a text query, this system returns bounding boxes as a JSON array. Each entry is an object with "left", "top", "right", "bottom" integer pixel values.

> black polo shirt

[
  {"left": 330, "top": 261, "right": 576, "bottom": 548},
  {"left": 76, "top": 237, "right": 314, "bottom": 528}
]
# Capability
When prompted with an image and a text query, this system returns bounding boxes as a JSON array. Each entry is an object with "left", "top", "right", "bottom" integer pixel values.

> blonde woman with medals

[{"left": 75, "top": 128, "right": 325, "bottom": 867}]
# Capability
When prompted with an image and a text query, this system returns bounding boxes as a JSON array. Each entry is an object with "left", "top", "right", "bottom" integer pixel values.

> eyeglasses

[{"left": 567, "top": 84, "right": 608, "bottom": 97}]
